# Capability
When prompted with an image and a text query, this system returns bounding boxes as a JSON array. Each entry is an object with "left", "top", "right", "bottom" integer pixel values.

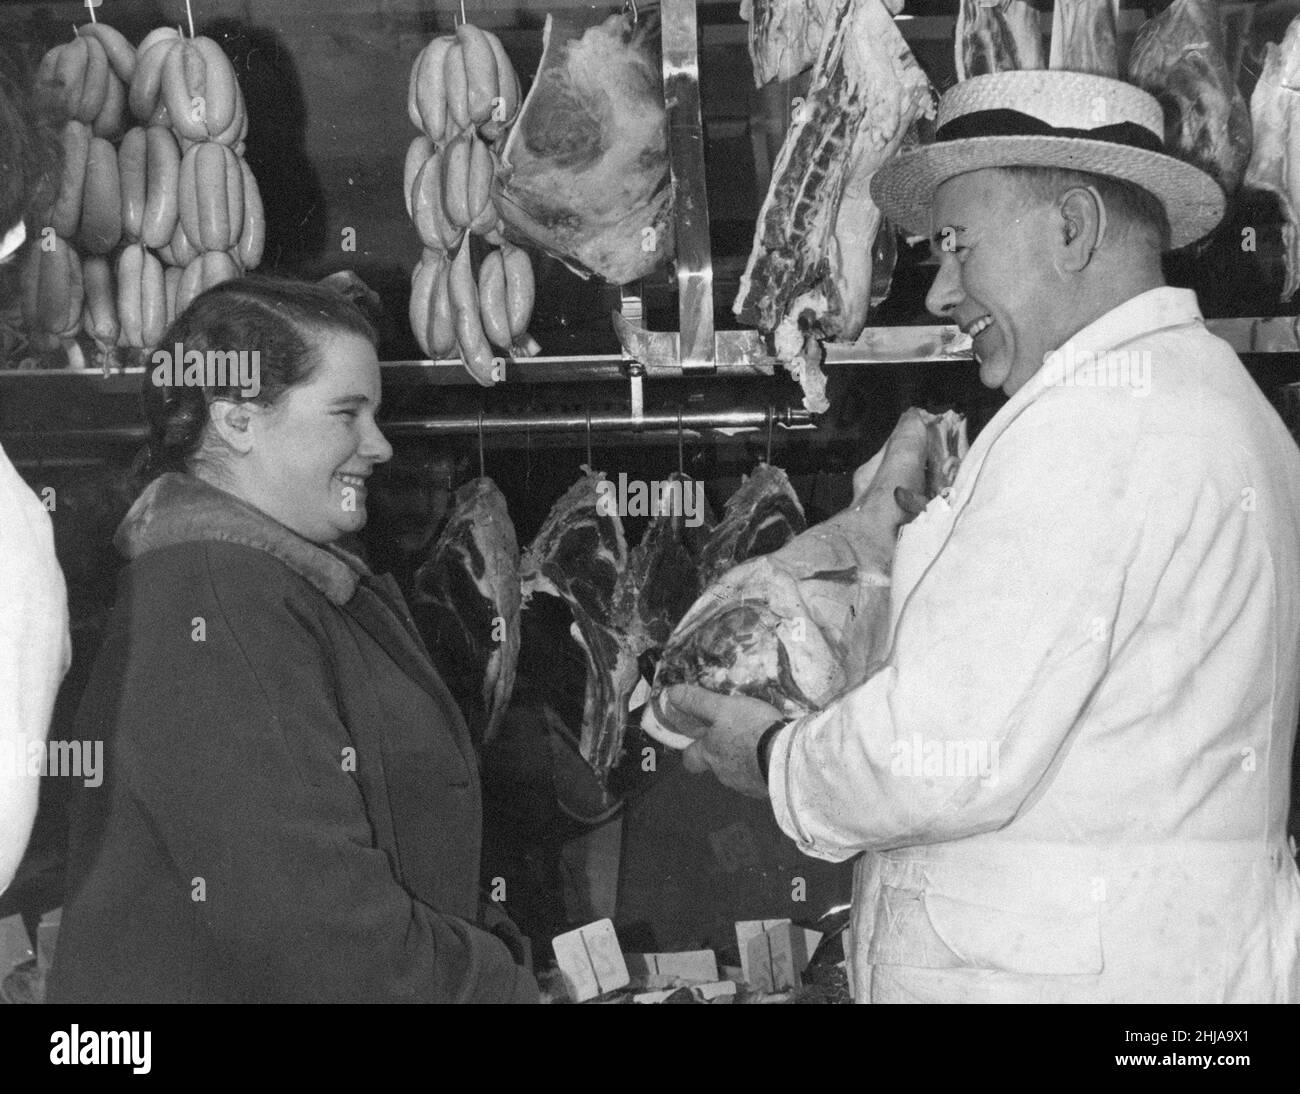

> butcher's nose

[{"left": 926, "top": 256, "right": 963, "bottom": 320}]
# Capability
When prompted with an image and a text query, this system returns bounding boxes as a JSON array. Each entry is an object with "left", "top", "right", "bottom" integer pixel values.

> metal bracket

[
  {"left": 627, "top": 361, "right": 645, "bottom": 429},
  {"left": 618, "top": 285, "right": 646, "bottom": 428},
  {"left": 612, "top": 313, "right": 774, "bottom": 375},
  {"left": 661, "top": 0, "right": 715, "bottom": 372}
]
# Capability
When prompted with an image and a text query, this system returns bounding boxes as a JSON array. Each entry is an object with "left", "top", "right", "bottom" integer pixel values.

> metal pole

[
  {"left": 0, "top": 407, "right": 814, "bottom": 445},
  {"left": 382, "top": 406, "right": 812, "bottom": 436},
  {"left": 661, "top": 0, "right": 715, "bottom": 373}
]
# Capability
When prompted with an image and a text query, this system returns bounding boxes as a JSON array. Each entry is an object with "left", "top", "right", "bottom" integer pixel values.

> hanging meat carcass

[
  {"left": 520, "top": 469, "right": 640, "bottom": 786},
  {"left": 955, "top": 0, "right": 1045, "bottom": 81},
  {"left": 741, "top": 0, "right": 905, "bottom": 87},
  {"left": 866, "top": 116, "right": 929, "bottom": 318},
  {"left": 1127, "top": 0, "right": 1252, "bottom": 200},
  {"left": 643, "top": 411, "right": 968, "bottom": 748},
  {"left": 1244, "top": 13, "right": 1300, "bottom": 301},
  {"left": 742, "top": 0, "right": 835, "bottom": 87},
  {"left": 734, "top": 0, "right": 932, "bottom": 363},
  {"left": 612, "top": 472, "right": 716, "bottom": 657},
  {"left": 696, "top": 464, "right": 806, "bottom": 589},
  {"left": 493, "top": 10, "right": 672, "bottom": 285},
  {"left": 411, "top": 477, "right": 521, "bottom": 749},
  {"left": 1049, "top": 0, "right": 1120, "bottom": 78}
]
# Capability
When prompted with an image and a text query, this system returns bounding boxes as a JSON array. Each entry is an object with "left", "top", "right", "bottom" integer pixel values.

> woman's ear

[{"left": 206, "top": 399, "right": 257, "bottom": 456}]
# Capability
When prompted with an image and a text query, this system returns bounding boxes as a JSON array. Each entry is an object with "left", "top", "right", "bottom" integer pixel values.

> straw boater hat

[{"left": 871, "top": 70, "right": 1225, "bottom": 251}]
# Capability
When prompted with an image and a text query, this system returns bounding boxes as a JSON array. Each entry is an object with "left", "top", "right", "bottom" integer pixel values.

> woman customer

[{"left": 48, "top": 277, "right": 537, "bottom": 1002}]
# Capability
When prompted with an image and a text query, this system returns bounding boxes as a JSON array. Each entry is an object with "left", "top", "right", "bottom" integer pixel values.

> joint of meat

[
  {"left": 644, "top": 410, "right": 968, "bottom": 749},
  {"left": 495, "top": 11, "right": 673, "bottom": 285}
]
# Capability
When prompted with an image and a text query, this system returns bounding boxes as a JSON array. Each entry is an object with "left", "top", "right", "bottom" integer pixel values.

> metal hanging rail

[
  {"left": 0, "top": 404, "right": 813, "bottom": 446},
  {"left": 383, "top": 405, "right": 810, "bottom": 436}
]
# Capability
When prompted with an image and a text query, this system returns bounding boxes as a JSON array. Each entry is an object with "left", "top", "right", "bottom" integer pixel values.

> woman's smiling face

[{"left": 232, "top": 327, "right": 392, "bottom": 544}]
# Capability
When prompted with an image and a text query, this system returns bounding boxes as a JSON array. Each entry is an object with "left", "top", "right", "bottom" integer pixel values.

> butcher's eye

[{"left": 334, "top": 409, "right": 358, "bottom": 420}]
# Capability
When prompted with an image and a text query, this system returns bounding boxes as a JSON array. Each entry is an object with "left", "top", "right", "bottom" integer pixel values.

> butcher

[{"left": 658, "top": 70, "right": 1300, "bottom": 1003}]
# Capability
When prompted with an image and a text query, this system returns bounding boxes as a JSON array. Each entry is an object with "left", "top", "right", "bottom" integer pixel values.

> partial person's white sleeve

[
  {"left": 0, "top": 447, "right": 71, "bottom": 893},
  {"left": 768, "top": 410, "right": 1160, "bottom": 859}
]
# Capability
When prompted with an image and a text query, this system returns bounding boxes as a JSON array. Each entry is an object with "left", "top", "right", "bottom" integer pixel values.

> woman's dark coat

[{"left": 48, "top": 473, "right": 537, "bottom": 1003}]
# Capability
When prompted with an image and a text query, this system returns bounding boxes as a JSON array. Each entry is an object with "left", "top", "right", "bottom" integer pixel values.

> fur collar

[{"left": 115, "top": 472, "right": 369, "bottom": 605}]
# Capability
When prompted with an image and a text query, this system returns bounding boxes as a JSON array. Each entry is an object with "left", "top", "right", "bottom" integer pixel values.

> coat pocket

[{"left": 866, "top": 865, "right": 1104, "bottom": 976}]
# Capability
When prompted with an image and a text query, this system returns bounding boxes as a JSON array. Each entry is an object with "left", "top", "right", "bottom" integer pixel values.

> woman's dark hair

[
  {"left": 0, "top": 42, "right": 62, "bottom": 235},
  {"left": 135, "top": 275, "right": 379, "bottom": 484}
]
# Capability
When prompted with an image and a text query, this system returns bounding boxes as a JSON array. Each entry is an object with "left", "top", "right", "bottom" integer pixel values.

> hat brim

[{"left": 870, "top": 136, "right": 1226, "bottom": 251}]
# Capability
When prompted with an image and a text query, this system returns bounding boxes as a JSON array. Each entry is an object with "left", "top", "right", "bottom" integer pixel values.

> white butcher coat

[
  {"left": 0, "top": 442, "right": 70, "bottom": 894},
  {"left": 768, "top": 288, "right": 1300, "bottom": 1002}
]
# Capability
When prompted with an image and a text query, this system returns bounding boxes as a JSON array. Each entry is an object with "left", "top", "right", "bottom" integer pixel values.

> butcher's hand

[
  {"left": 659, "top": 684, "right": 784, "bottom": 800},
  {"left": 894, "top": 486, "right": 928, "bottom": 527}
]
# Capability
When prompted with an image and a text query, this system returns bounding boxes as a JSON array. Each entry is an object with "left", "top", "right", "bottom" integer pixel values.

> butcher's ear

[{"left": 1057, "top": 186, "right": 1106, "bottom": 272}]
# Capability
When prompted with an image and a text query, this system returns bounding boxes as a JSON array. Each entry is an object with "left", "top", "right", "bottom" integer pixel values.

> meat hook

[
  {"left": 677, "top": 408, "right": 684, "bottom": 476},
  {"left": 765, "top": 405, "right": 774, "bottom": 465},
  {"left": 623, "top": 0, "right": 638, "bottom": 26},
  {"left": 585, "top": 408, "right": 593, "bottom": 469}
]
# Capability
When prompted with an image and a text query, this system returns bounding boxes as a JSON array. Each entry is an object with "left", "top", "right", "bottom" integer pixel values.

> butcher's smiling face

[{"left": 926, "top": 169, "right": 1063, "bottom": 396}]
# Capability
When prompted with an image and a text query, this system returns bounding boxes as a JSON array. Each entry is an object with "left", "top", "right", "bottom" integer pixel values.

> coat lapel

[{"left": 340, "top": 578, "right": 477, "bottom": 768}]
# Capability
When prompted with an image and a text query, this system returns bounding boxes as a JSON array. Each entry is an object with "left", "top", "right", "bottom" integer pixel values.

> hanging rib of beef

[
  {"left": 696, "top": 464, "right": 806, "bottom": 590},
  {"left": 1245, "top": 12, "right": 1300, "bottom": 300},
  {"left": 1049, "top": 0, "right": 1120, "bottom": 78},
  {"left": 520, "top": 468, "right": 640, "bottom": 786},
  {"left": 1128, "top": 0, "right": 1252, "bottom": 200},
  {"left": 612, "top": 472, "right": 716, "bottom": 657},
  {"left": 411, "top": 477, "right": 521, "bottom": 749},
  {"left": 956, "top": 0, "right": 1045, "bottom": 80},
  {"left": 733, "top": 0, "right": 932, "bottom": 353},
  {"left": 741, "top": 0, "right": 908, "bottom": 87}
]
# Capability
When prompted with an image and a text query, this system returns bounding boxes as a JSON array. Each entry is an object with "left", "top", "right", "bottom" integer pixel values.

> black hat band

[{"left": 935, "top": 108, "right": 1165, "bottom": 156}]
